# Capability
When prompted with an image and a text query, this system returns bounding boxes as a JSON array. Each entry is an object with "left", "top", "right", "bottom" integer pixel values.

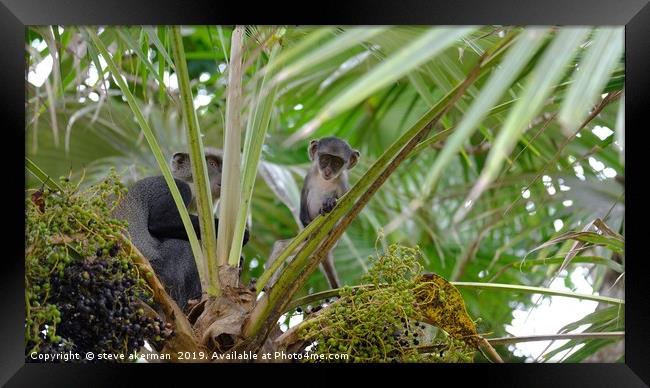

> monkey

[
  {"left": 113, "top": 147, "right": 249, "bottom": 310},
  {"left": 299, "top": 137, "right": 360, "bottom": 289},
  {"left": 168, "top": 148, "right": 224, "bottom": 212}
]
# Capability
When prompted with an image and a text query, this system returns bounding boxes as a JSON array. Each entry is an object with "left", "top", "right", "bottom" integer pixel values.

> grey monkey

[
  {"left": 114, "top": 147, "right": 249, "bottom": 310},
  {"left": 299, "top": 137, "right": 360, "bottom": 289}
]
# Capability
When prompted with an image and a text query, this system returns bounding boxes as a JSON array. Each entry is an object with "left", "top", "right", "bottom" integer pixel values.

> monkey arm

[
  {"left": 150, "top": 210, "right": 247, "bottom": 246},
  {"left": 337, "top": 179, "right": 349, "bottom": 197},
  {"left": 147, "top": 178, "right": 203, "bottom": 239},
  {"left": 146, "top": 177, "right": 248, "bottom": 246},
  {"left": 299, "top": 180, "right": 312, "bottom": 227},
  {"left": 318, "top": 177, "right": 349, "bottom": 215},
  {"left": 148, "top": 210, "right": 203, "bottom": 240},
  {"left": 299, "top": 203, "right": 311, "bottom": 227},
  {"left": 322, "top": 179, "right": 346, "bottom": 215},
  {"left": 148, "top": 197, "right": 223, "bottom": 242}
]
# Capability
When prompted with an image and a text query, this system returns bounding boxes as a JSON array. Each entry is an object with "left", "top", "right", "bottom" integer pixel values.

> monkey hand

[{"left": 320, "top": 197, "right": 337, "bottom": 215}]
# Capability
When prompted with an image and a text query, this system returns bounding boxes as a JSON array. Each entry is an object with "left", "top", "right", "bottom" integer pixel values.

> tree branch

[{"left": 122, "top": 237, "right": 203, "bottom": 360}]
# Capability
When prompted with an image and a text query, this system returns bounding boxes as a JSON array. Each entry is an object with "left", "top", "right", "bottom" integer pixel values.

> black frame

[{"left": 2, "top": 0, "right": 649, "bottom": 386}]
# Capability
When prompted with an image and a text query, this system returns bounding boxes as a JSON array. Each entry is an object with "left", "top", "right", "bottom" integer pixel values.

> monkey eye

[
  {"left": 330, "top": 157, "right": 344, "bottom": 170},
  {"left": 319, "top": 154, "right": 344, "bottom": 170},
  {"left": 319, "top": 154, "right": 330, "bottom": 168}
]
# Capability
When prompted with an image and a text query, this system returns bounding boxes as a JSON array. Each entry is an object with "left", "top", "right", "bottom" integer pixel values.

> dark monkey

[
  {"left": 114, "top": 148, "right": 248, "bottom": 310},
  {"left": 299, "top": 137, "right": 360, "bottom": 289}
]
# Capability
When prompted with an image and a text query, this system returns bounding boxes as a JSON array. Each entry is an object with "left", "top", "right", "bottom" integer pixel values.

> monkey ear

[
  {"left": 348, "top": 150, "right": 360, "bottom": 169},
  {"left": 308, "top": 140, "right": 319, "bottom": 161},
  {"left": 172, "top": 152, "right": 188, "bottom": 164}
]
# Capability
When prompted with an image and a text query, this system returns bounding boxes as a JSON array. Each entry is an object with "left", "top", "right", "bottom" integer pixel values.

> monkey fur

[
  {"left": 299, "top": 137, "right": 360, "bottom": 289},
  {"left": 114, "top": 148, "right": 248, "bottom": 310}
]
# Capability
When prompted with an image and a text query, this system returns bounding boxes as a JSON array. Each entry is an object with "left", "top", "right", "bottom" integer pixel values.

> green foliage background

[{"left": 25, "top": 26, "right": 624, "bottom": 362}]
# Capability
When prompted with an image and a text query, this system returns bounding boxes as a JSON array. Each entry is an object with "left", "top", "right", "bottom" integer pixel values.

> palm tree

[{"left": 25, "top": 25, "right": 624, "bottom": 362}]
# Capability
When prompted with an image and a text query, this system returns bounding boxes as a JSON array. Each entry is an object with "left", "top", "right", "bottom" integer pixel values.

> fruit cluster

[
  {"left": 25, "top": 171, "right": 170, "bottom": 362},
  {"left": 296, "top": 244, "right": 474, "bottom": 363}
]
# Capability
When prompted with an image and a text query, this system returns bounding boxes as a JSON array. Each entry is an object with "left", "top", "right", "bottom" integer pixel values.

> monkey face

[
  {"left": 309, "top": 137, "right": 360, "bottom": 180},
  {"left": 170, "top": 151, "right": 223, "bottom": 199},
  {"left": 318, "top": 153, "right": 345, "bottom": 180},
  {"left": 171, "top": 152, "right": 193, "bottom": 181},
  {"left": 206, "top": 155, "right": 222, "bottom": 198}
]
